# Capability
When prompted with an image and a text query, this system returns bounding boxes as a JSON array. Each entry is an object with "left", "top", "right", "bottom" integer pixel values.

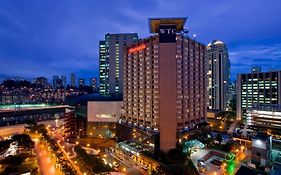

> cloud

[
  {"left": 0, "top": 0, "right": 281, "bottom": 83},
  {"left": 229, "top": 44, "right": 281, "bottom": 79}
]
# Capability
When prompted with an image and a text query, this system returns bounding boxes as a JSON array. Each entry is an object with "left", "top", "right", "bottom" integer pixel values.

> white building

[{"left": 87, "top": 101, "right": 123, "bottom": 123}]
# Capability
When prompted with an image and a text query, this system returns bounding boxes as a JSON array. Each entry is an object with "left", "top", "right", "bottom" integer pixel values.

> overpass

[
  {"left": 0, "top": 105, "right": 69, "bottom": 117},
  {"left": 0, "top": 105, "right": 70, "bottom": 127}
]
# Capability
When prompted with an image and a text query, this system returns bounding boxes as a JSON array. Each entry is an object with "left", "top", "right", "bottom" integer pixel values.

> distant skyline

[{"left": 1, "top": 0, "right": 281, "bottom": 82}]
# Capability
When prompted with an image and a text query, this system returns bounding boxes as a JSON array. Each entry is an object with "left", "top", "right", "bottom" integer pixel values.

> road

[
  {"left": 107, "top": 151, "right": 147, "bottom": 175},
  {"left": 57, "top": 141, "right": 84, "bottom": 175},
  {"left": 34, "top": 140, "right": 62, "bottom": 175},
  {"left": 0, "top": 119, "right": 63, "bottom": 138}
]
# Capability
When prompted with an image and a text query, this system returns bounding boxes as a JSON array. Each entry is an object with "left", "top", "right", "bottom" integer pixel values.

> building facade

[
  {"left": 206, "top": 39, "right": 230, "bottom": 111},
  {"left": 99, "top": 33, "right": 138, "bottom": 96},
  {"left": 119, "top": 18, "right": 207, "bottom": 153},
  {"left": 247, "top": 104, "right": 281, "bottom": 135},
  {"left": 78, "top": 78, "right": 86, "bottom": 87},
  {"left": 70, "top": 73, "right": 76, "bottom": 87},
  {"left": 237, "top": 69, "right": 281, "bottom": 120},
  {"left": 52, "top": 75, "right": 62, "bottom": 90},
  {"left": 251, "top": 133, "right": 272, "bottom": 168},
  {"left": 90, "top": 77, "right": 97, "bottom": 91}
]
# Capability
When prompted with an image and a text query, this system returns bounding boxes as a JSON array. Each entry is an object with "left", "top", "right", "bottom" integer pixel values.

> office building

[
  {"left": 35, "top": 77, "right": 48, "bottom": 88},
  {"left": 78, "top": 78, "right": 86, "bottom": 87},
  {"left": 90, "top": 77, "right": 97, "bottom": 91},
  {"left": 52, "top": 75, "right": 62, "bottom": 90},
  {"left": 247, "top": 104, "right": 281, "bottom": 135},
  {"left": 206, "top": 39, "right": 230, "bottom": 111},
  {"left": 61, "top": 75, "right": 66, "bottom": 88},
  {"left": 70, "top": 73, "right": 76, "bottom": 87},
  {"left": 99, "top": 33, "right": 138, "bottom": 96},
  {"left": 118, "top": 18, "right": 207, "bottom": 153},
  {"left": 87, "top": 100, "right": 122, "bottom": 138},
  {"left": 237, "top": 69, "right": 281, "bottom": 120}
]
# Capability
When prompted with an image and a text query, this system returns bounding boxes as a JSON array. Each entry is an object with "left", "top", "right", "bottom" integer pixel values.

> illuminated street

[{"left": 34, "top": 140, "right": 61, "bottom": 175}]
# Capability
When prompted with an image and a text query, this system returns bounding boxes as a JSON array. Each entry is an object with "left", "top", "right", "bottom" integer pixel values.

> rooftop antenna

[{"left": 182, "top": 28, "right": 189, "bottom": 37}]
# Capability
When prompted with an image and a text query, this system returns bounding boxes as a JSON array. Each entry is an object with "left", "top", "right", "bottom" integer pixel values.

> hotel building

[
  {"left": 237, "top": 69, "right": 281, "bottom": 120},
  {"left": 99, "top": 33, "right": 138, "bottom": 96},
  {"left": 118, "top": 18, "right": 207, "bottom": 153}
]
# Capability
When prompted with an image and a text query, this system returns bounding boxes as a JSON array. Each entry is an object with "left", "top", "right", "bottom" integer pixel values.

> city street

[{"left": 34, "top": 140, "right": 62, "bottom": 175}]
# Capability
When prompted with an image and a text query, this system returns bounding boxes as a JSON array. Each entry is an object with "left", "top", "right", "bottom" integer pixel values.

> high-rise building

[
  {"left": 70, "top": 73, "right": 76, "bottom": 88},
  {"left": 236, "top": 68, "right": 281, "bottom": 120},
  {"left": 52, "top": 75, "right": 62, "bottom": 90},
  {"left": 118, "top": 18, "right": 207, "bottom": 153},
  {"left": 61, "top": 75, "right": 66, "bottom": 88},
  {"left": 90, "top": 77, "right": 97, "bottom": 91},
  {"left": 78, "top": 78, "right": 86, "bottom": 87},
  {"left": 35, "top": 77, "right": 48, "bottom": 88},
  {"left": 206, "top": 39, "right": 230, "bottom": 111},
  {"left": 99, "top": 33, "right": 138, "bottom": 96}
]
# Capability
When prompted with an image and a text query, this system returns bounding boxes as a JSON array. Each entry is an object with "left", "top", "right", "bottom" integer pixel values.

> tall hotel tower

[
  {"left": 206, "top": 40, "right": 230, "bottom": 111},
  {"left": 99, "top": 33, "right": 138, "bottom": 96},
  {"left": 118, "top": 18, "right": 207, "bottom": 153}
]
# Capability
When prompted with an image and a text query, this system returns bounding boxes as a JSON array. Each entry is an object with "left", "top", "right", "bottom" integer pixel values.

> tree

[
  {"left": 216, "top": 133, "right": 223, "bottom": 144},
  {"left": 228, "top": 98, "right": 237, "bottom": 111},
  {"left": 217, "top": 111, "right": 236, "bottom": 122},
  {"left": 0, "top": 154, "right": 25, "bottom": 166},
  {"left": 167, "top": 148, "right": 185, "bottom": 164},
  {"left": 12, "top": 134, "right": 35, "bottom": 149}
]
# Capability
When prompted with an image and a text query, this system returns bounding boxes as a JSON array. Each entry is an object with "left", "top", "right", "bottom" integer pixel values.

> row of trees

[
  {"left": 0, "top": 134, "right": 37, "bottom": 175},
  {"left": 74, "top": 146, "right": 111, "bottom": 174},
  {"left": 216, "top": 111, "right": 236, "bottom": 122}
]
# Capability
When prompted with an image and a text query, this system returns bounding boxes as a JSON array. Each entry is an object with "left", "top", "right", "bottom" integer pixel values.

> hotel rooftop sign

[
  {"left": 149, "top": 17, "right": 187, "bottom": 43},
  {"left": 148, "top": 17, "right": 187, "bottom": 33}
]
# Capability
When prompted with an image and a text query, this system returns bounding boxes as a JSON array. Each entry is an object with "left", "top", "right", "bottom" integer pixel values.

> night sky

[{"left": 0, "top": 0, "right": 281, "bottom": 83}]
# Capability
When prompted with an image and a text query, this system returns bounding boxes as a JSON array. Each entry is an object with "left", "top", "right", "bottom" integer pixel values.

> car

[{"left": 142, "top": 165, "right": 148, "bottom": 170}]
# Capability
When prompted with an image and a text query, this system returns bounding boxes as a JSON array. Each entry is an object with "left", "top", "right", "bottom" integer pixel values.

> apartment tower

[
  {"left": 206, "top": 40, "right": 230, "bottom": 111},
  {"left": 99, "top": 33, "right": 138, "bottom": 96}
]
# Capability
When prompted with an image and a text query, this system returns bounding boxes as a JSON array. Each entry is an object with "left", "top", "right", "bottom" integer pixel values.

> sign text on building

[
  {"left": 158, "top": 24, "right": 176, "bottom": 43},
  {"left": 128, "top": 44, "right": 146, "bottom": 54}
]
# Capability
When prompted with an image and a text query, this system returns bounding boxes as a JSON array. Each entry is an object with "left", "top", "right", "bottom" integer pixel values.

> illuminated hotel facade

[
  {"left": 99, "top": 33, "right": 138, "bottom": 96},
  {"left": 118, "top": 18, "right": 207, "bottom": 153}
]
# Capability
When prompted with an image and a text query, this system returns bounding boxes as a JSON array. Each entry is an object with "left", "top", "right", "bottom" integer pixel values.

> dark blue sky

[{"left": 0, "top": 0, "right": 281, "bottom": 83}]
